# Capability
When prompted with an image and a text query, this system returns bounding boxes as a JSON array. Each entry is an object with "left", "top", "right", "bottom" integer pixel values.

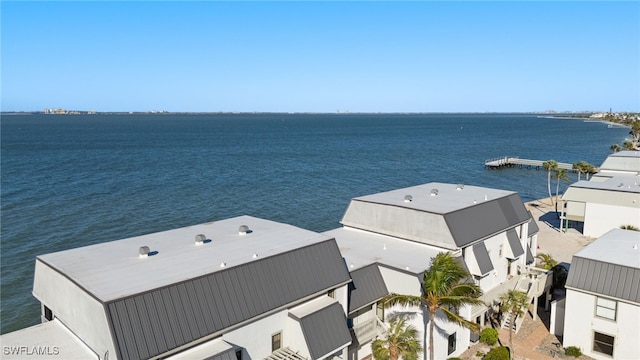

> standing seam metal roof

[
  {"left": 472, "top": 243, "right": 494, "bottom": 276},
  {"left": 347, "top": 264, "right": 389, "bottom": 313},
  {"left": 445, "top": 193, "right": 531, "bottom": 247},
  {"left": 296, "top": 302, "right": 352, "bottom": 360},
  {"left": 506, "top": 229, "right": 525, "bottom": 259},
  {"left": 105, "top": 239, "right": 351, "bottom": 360},
  {"left": 566, "top": 257, "right": 640, "bottom": 304}
]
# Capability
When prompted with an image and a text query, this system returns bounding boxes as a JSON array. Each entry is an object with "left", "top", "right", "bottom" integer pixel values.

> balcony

[{"left": 351, "top": 318, "right": 386, "bottom": 345}]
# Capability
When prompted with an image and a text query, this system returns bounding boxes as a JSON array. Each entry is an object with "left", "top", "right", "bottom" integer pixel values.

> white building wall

[
  {"left": 380, "top": 266, "right": 474, "bottom": 360},
  {"left": 32, "top": 261, "right": 115, "bottom": 359},
  {"left": 474, "top": 233, "right": 512, "bottom": 293},
  {"left": 583, "top": 203, "right": 640, "bottom": 238},
  {"left": 223, "top": 310, "right": 294, "bottom": 358},
  {"left": 379, "top": 266, "right": 421, "bottom": 296},
  {"left": 563, "top": 289, "right": 640, "bottom": 360}
]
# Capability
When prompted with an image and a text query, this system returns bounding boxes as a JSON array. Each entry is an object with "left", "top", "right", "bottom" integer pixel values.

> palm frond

[
  {"left": 382, "top": 293, "right": 424, "bottom": 308},
  {"left": 440, "top": 306, "right": 481, "bottom": 332}
]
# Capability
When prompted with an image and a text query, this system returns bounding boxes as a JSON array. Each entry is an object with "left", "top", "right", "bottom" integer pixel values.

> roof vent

[
  {"left": 220, "top": 262, "right": 227, "bottom": 268},
  {"left": 195, "top": 234, "right": 208, "bottom": 245},
  {"left": 456, "top": 184, "right": 464, "bottom": 190},
  {"left": 430, "top": 189, "right": 439, "bottom": 196},
  {"left": 618, "top": 183, "right": 624, "bottom": 187},
  {"left": 238, "top": 225, "right": 251, "bottom": 235},
  {"left": 484, "top": 195, "right": 488, "bottom": 201},
  {"left": 139, "top": 246, "right": 150, "bottom": 258},
  {"left": 633, "top": 244, "right": 638, "bottom": 250},
  {"left": 404, "top": 195, "right": 413, "bottom": 202},
  {"left": 252, "top": 253, "right": 258, "bottom": 259}
]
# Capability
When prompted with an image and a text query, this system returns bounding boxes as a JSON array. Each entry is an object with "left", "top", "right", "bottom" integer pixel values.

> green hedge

[
  {"left": 479, "top": 328, "right": 499, "bottom": 346},
  {"left": 482, "top": 346, "right": 509, "bottom": 360}
]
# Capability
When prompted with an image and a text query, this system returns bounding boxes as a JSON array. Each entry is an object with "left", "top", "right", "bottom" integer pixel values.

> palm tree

[
  {"left": 630, "top": 120, "right": 640, "bottom": 148},
  {"left": 499, "top": 290, "right": 529, "bottom": 352},
  {"left": 572, "top": 161, "right": 584, "bottom": 181},
  {"left": 583, "top": 162, "right": 597, "bottom": 180},
  {"left": 383, "top": 252, "right": 483, "bottom": 360},
  {"left": 553, "top": 168, "right": 570, "bottom": 215},
  {"left": 542, "top": 160, "right": 558, "bottom": 206},
  {"left": 620, "top": 225, "right": 639, "bottom": 231},
  {"left": 535, "top": 252, "right": 557, "bottom": 270},
  {"left": 372, "top": 317, "right": 423, "bottom": 360}
]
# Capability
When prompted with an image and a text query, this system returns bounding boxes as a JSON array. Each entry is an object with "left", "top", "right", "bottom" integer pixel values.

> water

[{"left": 0, "top": 113, "right": 628, "bottom": 334}]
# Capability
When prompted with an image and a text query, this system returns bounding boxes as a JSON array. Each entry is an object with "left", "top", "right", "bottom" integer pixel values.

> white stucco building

[
  {"left": 1, "top": 216, "right": 353, "bottom": 360},
  {"left": 325, "top": 182, "right": 550, "bottom": 360},
  {"left": 1, "top": 183, "right": 551, "bottom": 360},
  {"left": 563, "top": 228, "right": 640, "bottom": 360}
]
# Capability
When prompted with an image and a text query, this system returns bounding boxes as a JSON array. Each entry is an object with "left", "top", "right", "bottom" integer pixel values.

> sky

[{"left": 2, "top": 1, "right": 639, "bottom": 113}]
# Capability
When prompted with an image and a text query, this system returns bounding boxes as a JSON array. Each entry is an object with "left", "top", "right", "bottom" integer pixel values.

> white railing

[{"left": 353, "top": 318, "right": 385, "bottom": 344}]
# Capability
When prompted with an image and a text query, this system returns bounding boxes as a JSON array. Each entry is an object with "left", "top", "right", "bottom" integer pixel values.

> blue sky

[{"left": 2, "top": 1, "right": 639, "bottom": 113}]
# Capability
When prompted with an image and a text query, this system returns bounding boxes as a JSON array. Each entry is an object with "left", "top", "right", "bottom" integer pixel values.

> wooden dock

[{"left": 485, "top": 156, "right": 575, "bottom": 171}]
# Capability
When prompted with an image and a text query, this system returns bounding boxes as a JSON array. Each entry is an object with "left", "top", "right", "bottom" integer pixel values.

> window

[
  {"left": 235, "top": 350, "right": 242, "bottom": 360},
  {"left": 43, "top": 305, "right": 53, "bottom": 321},
  {"left": 499, "top": 244, "right": 503, "bottom": 257},
  {"left": 595, "top": 297, "right": 617, "bottom": 321},
  {"left": 271, "top": 332, "right": 282, "bottom": 352},
  {"left": 593, "top": 332, "right": 614, "bottom": 356},
  {"left": 327, "top": 289, "right": 335, "bottom": 298},
  {"left": 448, "top": 333, "right": 456, "bottom": 355}
]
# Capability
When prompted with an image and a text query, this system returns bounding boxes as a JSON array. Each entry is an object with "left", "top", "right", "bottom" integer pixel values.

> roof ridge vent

[
  {"left": 239, "top": 225, "right": 252, "bottom": 235},
  {"left": 404, "top": 195, "right": 413, "bottom": 202},
  {"left": 456, "top": 184, "right": 464, "bottom": 190},
  {"left": 430, "top": 189, "right": 439, "bottom": 196}
]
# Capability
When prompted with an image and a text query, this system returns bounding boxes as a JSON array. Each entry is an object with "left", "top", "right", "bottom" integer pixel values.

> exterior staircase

[{"left": 500, "top": 268, "right": 552, "bottom": 333}]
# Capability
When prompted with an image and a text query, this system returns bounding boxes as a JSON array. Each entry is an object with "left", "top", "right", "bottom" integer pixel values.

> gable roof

[
  {"left": 290, "top": 299, "right": 352, "bottom": 360},
  {"left": 340, "top": 183, "right": 530, "bottom": 249},
  {"left": 104, "top": 239, "right": 351, "bottom": 360},
  {"left": 565, "top": 228, "right": 640, "bottom": 304},
  {"left": 348, "top": 264, "right": 389, "bottom": 313},
  {"left": 505, "top": 229, "right": 525, "bottom": 259},
  {"left": 527, "top": 212, "right": 539, "bottom": 237}
]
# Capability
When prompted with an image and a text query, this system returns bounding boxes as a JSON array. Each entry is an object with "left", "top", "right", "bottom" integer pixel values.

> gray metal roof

[
  {"left": 566, "top": 228, "right": 640, "bottom": 304},
  {"left": 526, "top": 246, "right": 534, "bottom": 265},
  {"left": 348, "top": 264, "right": 389, "bottom": 313},
  {"left": 105, "top": 239, "right": 351, "bottom": 360},
  {"left": 472, "top": 242, "right": 494, "bottom": 276},
  {"left": 506, "top": 229, "right": 525, "bottom": 259},
  {"left": 444, "top": 193, "right": 531, "bottom": 247},
  {"left": 527, "top": 212, "right": 539, "bottom": 236},
  {"left": 296, "top": 302, "right": 351, "bottom": 360}
]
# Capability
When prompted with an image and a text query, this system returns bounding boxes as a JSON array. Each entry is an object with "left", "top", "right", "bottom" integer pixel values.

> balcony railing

[{"left": 352, "top": 318, "right": 386, "bottom": 344}]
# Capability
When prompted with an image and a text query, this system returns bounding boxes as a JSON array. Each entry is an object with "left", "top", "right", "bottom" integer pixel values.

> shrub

[
  {"left": 479, "top": 328, "right": 499, "bottom": 346},
  {"left": 483, "top": 346, "right": 509, "bottom": 360},
  {"left": 447, "top": 358, "right": 462, "bottom": 360},
  {"left": 476, "top": 350, "right": 485, "bottom": 357},
  {"left": 565, "top": 346, "right": 582, "bottom": 357}
]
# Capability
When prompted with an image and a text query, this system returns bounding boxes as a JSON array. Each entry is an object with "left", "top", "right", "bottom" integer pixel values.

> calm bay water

[{"left": 0, "top": 113, "right": 629, "bottom": 333}]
